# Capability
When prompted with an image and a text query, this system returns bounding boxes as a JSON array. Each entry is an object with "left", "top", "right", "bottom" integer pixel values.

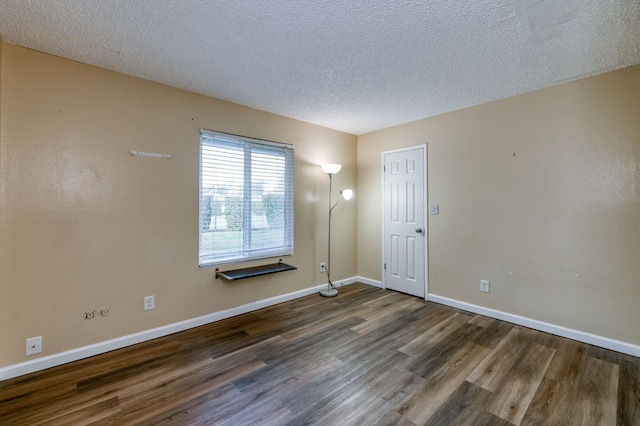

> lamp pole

[
  {"left": 320, "top": 171, "right": 339, "bottom": 297},
  {"left": 319, "top": 163, "right": 352, "bottom": 297}
]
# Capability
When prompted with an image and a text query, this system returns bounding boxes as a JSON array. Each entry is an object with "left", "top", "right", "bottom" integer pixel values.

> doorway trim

[{"left": 381, "top": 144, "right": 428, "bottom": 299}]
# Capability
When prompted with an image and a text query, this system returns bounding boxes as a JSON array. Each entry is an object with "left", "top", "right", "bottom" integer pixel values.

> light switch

[{"left": 430, "top": 204, "right": 439, "bottom": 215}]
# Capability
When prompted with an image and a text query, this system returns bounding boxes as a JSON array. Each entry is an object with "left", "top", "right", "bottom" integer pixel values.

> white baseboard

[
  {"left": 428, "top": 293, "right": 640, "bottom": 358},
  {"left": 354, "top": 276, "right": 383, "bottom": 288},
  {"left": 10, "top": 280, "right": 632, "bottom": 382},
  {"left": 1, "top": 282, "right": 338, "bottom": 382},
  {"left": 330, "top": 276, "right": 359, "bottom": 287}
]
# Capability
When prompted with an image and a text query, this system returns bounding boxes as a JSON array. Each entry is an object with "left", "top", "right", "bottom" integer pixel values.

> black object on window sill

[{"left": 215, "top": 261, "right": 297, "bottom": 281}]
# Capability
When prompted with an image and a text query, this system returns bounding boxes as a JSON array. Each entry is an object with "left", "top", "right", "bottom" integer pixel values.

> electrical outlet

[
  {"left": 26, "top": 336, "right": 42, "bottom": 356},
  {"left": 480, "top": 280, "right": 490, "bottom": 293},
  {"left": 144, "top": 295, "right": 155, "bottom": 311},
  {"left": 320, "top": 262, "right": 326, "bottom": 273}
]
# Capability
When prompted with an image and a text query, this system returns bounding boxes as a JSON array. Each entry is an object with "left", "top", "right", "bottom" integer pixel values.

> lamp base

[{"left": 319, "top": 288, "right": 338, "bottom": 297}]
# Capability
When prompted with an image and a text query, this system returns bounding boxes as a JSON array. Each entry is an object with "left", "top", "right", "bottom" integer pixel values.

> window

[{"left": 199, "top": 130, "right": 294, "bottom": 266}]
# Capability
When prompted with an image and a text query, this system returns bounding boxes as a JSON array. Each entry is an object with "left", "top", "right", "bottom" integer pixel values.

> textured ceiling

[{"left": 0, "top": 1, "right": 639, "bottom": 135}]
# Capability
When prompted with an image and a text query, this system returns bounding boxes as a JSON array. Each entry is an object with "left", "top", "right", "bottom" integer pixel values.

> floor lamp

[{"left": 320, "top": 163, "right": 353, "bottom": 297}]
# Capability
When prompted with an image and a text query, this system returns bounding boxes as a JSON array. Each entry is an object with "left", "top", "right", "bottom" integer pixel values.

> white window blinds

[{"left": 199, "top": 130, "right": 294, "bottom": 266}]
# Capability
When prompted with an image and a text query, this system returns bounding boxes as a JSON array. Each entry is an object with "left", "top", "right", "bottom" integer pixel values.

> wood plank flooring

[{"left": 1, "top": 283, "right": 639, "bottom": 425}]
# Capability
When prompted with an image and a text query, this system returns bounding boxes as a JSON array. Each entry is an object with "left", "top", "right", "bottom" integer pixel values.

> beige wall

[
  {"left": 0, "top": 37, "right": 3, "bottom": 175},
  {"left": 2, "top": 37, "right": 638, "bottom": 370},
  {"left": 0, "top": 43, "right": 357, "bottom": 368},
  {"left": 358, "top": 65, "right": 640, "bottom": 345}
]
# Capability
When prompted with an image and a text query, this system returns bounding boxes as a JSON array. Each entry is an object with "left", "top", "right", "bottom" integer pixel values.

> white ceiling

[{"left": 0, "top": 1, "right": 639, "bottom": 135}]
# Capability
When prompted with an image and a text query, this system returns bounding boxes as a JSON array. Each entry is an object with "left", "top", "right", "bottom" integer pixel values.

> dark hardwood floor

[{"left": 1, "top": 283, "right": 639, "bottom": 425}]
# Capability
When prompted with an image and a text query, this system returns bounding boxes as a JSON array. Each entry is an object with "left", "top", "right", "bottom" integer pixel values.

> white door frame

[{"left": 381, "top": 144, "right": 429, "bottom": 299}]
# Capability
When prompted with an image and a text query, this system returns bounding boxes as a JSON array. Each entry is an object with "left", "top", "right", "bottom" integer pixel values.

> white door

[{"left": 383, "top": 146, "right": 427, "bottom": 298}]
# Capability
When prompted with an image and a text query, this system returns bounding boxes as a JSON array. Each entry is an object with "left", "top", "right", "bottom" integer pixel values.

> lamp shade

[
  {"left": 341, "top": 189, "right": 353, "bottom": 200},
  {"left": 321, "top": 163, "right": 342, "bottom": 175}
]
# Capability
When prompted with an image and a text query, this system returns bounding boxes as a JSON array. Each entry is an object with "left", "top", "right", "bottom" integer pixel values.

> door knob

[{"left": 415, "top": 228, "right": 423, "bottom": 234}]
